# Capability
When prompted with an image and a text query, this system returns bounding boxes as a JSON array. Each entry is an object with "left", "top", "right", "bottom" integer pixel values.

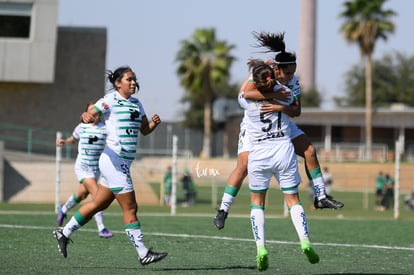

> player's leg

[
  {"left": 284, "top": 192, "right": 319, "bottom": 264},
  {"left": 116, "top": 191, "right": 167, "bottom": 265},
  {"left": 214, "top": 151, "right": 248, "bottom": 229},
  {"left": 214, "top": 126, "right": 250, "bottom": 229},
  {"left": 57, "top": 184, "right": 88, "bottom": 226},
  {"left": 53, "top": 185, "right": 115, "bottom": 258},
  {"left": 292, "top": 134, "right": 326, "bottom": 198},
  {"left": 276, "top": 144, "right": 318, "bottom": 264},
  {"left": 250, "top": 191, "right": 268, "bottom": 272},
  {"left": 247, "top": 148, "right": 272, "bottom": 272},
  {"left": 83, "top": 177, "right": 113, "bottom": 238},
  {"left": 57, "top": 161, "right": 95, "bottom": 226},
  {"left": 292, "top": 134, "right": 344, "bottom": 209}
]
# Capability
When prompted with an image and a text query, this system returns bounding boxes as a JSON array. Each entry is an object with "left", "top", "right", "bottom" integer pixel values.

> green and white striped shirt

[{"left": 94, "top": 91, "right": 147, "bottom": 161}]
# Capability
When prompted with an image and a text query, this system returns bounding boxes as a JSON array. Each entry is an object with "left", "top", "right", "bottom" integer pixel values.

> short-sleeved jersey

[
  {"left": 93, "top": 92, "right": 147, "bottom": 161},
  {"left": 286, "top": 75, "right": 301, "bottom": 101},
  {"left": 244, "top": 93, "right": 300, "bottom": 191},
  {"left": 72, "top": 122, "right": 106, "bottom": 171},
  {"left": 244, "top": 99, "right": 292, "bottom": 145}
]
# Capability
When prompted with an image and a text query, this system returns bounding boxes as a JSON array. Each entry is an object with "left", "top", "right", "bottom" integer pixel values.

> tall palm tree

[
  {"left": 176, "top": 28, "right": 235, "bottom": 158},
  {"left": 339, "top": 0, "right": 396, "bottom": 160}
]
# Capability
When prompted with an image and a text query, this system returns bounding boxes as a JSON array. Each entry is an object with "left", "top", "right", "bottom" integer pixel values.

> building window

[{"left": 0, "top": 3, "right": 33, "bottom": 38}]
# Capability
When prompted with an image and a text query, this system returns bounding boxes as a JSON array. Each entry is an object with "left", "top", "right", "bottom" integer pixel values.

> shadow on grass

[
  {"left": 158, "top": 265, "right": 257, "bottom": 272},
  {"left": 314, "top": 273, "right": 406, "bottom": 275},
  {"left": 70, "top": 264, "right": 257, "bottom": 272}
]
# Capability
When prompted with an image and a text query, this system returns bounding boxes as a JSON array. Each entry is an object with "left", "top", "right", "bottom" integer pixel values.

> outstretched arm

[{"left": 56, "top": 136, "right": 76, "bottom": 147}]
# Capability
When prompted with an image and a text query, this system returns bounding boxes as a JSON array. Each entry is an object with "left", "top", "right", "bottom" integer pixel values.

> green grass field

[{"left": 1, "top": 188, "right": 414, "bottom": 274}]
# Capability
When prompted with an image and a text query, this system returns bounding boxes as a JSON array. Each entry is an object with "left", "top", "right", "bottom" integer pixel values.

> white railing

[{"left": 314, "top": 142, "right": 388, "bottom": 162}]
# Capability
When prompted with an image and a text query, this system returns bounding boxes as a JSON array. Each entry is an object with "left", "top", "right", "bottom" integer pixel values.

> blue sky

[{"left": 58, "top": 0, "right": 412, "bottom": 122}]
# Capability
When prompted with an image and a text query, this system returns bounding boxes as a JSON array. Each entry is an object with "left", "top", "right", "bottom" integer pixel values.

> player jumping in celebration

[
  {"left": 56, "top": 102, "right": 113, "bottom": 238},
  {"left": 214, "top": 32, "right": 344, "bottom": 230},
  {"left": 53, "top": 66, "right": 168, "bottom": 266},
  {"left": 244, "top": 60, "right": 319, "bottom": 271}
]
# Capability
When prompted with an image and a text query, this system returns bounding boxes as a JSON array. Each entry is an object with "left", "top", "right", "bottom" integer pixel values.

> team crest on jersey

[
  {"left": 88, "top": 135, "right": 98, "bottom": 144},
  {"left": 130, "top": 109, "right": 140, "bottom": 121},
  {"left": 101, "top": 102, "right": 109, "bottom": 110}
]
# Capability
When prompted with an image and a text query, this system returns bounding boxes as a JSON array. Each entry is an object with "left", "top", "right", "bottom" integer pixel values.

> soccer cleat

[
  {"left": 53, "top": 227, "right": 72, "bottom": 258},
  {"left": 139, "top": 248, "right": 168, "bottom": 265},
  {"left": 256, "top": 247, "right": 269, "bottom": 272},
  {"left": 98, "top": 228, "right": 113, "bottom": 238},
  {"left": 213, "top": 209, "right": 228, "bottom": 230},
  {"left": 314, "top": 195, "right": 344, "bottom": 209},
  {"left": 56, "top": 205, "right": 67, "bottom": 226},
  {"left": 301, "top": 241, "right": 319, "bottom": 264}
]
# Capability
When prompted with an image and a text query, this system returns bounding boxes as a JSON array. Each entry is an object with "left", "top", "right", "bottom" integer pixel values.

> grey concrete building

[
  {"left": 0, "top": 0, "right": 58, "bottom": 83},
  {"left": 0, "top": 0, "right": 107, "bottom": 154}
]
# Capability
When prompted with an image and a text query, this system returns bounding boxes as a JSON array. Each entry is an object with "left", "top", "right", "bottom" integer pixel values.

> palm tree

[
  {"left": 176, "top": 28, "right": 235, "bottom": 158},
  {"left": 339, "top": 0, "right": 396, "bottom": 160}
]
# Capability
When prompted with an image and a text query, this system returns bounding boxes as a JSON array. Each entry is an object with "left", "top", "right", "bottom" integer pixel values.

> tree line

[{"left": 175, "top": 0, "right": 406, "bottom": 159}]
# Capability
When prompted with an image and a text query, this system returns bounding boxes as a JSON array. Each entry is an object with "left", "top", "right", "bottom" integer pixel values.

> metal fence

[
  {"left": 2, "top": 122, "right": 413, "bottom": 162},
  {"left": 0, "top": 122, "right": 207, "bottom": 159},
  {"left": 0, "top": 123, "right": 71, "bottom": 157}
]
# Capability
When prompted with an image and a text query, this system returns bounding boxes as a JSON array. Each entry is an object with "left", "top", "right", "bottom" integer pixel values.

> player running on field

[
  {"left": 53, "top": 66, "right": 167, "bottom": 266},
  {"left": 56, "top": 102, "right": 113, "bottom": 238}
]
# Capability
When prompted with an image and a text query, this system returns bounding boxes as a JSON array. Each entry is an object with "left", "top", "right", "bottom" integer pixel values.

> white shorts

[
  {"left": 248, "top": 141, "right": 301, "bottom": 193},
  {"left": 74, "top": 158, "right": 100, "bottom": 183},
  {"left": 99, "top": 147, "right": 134, "bottom": 195},
  {"left": 237, "top": 125, "right": 252, "bottom": 155}
]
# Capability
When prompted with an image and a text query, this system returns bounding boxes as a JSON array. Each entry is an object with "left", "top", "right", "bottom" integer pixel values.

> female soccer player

[
  {"left": 55, "top": 102, "right": 113, "bottom": 238},
  {"left": 244, "top": 60, "right": 319, "bottom": 271},
  {"left": 53, "top": 66, "right": 167, "bottom": 266},
  {"left": 214, "top": 32, "right": 344, "bottom": 230}
]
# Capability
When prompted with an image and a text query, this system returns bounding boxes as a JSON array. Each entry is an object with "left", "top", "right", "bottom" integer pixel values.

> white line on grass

[{"left": 1, "top": 223, "right": 414, "bottom": 251}]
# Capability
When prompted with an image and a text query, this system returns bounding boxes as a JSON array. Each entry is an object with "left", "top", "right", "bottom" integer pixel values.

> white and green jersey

[
  {"left": 93, "top": 91, "right": 147, "bottom": 161},
  {"left": 72, "top": 122, "right": 106, "bottom": 171},
  {"left": 244, "top": 99, "right": 292, "bottom": 145},
  {"left": 286, "top": 75, "right": 301, "bottom": 101}
]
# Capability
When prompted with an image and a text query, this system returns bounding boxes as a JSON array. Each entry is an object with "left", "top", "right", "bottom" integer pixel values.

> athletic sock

[
  {"left": 93, "top": 211, "right": 105, "bottom": 232},
  {"left": 62, "top": 193, "right": 81, "bottom": 214},
  {"left": 219, "top": 185, "right": 240, "bottom": 212},
  {"left": 250, "top": 204, "right": 265, "bottom": 248},
  {"left": 308, "top": 168, "right": 326, "bottom": 200},
  {"left": 62, "top": 210, "right": 87, "bottom": 238},
  {"left": 289, "top": 203, "right": 310, "bottom": 241},
  {"left": 125, "top": 221, "right": 148, "bottom": 258}
]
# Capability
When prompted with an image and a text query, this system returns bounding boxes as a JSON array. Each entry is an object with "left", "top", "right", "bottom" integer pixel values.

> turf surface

[{"left": 1, "top": 190, "right": 414, "bottom": 274}]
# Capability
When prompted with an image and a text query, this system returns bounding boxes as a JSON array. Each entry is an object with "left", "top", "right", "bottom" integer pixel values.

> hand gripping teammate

[
  {"left": 55, "top": 102, "right": 113, "bottom": 238},
  {"left": 214, "top": 31, "right": 343, "bottom": 230},
  {"left": 243, "top": 60, "right": 319, "bottom": 271},
  {"left": 53, "top": 66, "right": 167, "bottom": 266}
]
